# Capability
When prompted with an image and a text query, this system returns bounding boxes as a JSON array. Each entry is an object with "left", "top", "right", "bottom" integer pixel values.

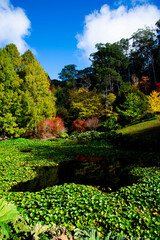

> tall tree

[
  {"left": 76, "top": 67, "right": 95, "bottom": 90},
  {"left": 90, "top": 43, "right": 128, "bottom": 95},
  {"left": 4, "top": 44, "right": 21, "bottom": 73},
  {"left": 154, "top": 20, "right": 160, "bottom": 82},
  {"left": 0, "top": 48, "right": 24, "bottom": 138},
  {"left": 156, "top": 19, "right": 160, "bottom": 44},
  {"left": 20, "top": 51, "right": 56, "bottom": 135},
  {"left": 130, "top": 27, "right": 157, "bottom": 83},
  {"left": 58, "top": 64, "right": 78, "bottom": 89}
]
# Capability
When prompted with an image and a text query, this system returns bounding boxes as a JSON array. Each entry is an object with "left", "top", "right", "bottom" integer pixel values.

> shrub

[
  {"left": 69, "top": 130, "right": 110, "bottom": 143},
  {"left": 72, "top": 119, "right": 86, "bottom": 132},
  {"left": 37, "top": 117, "right": 66, "bottom": 138},
  {"left": 85, "top": 117, "right": 99, "bottom": 131},
  {"left": 102, "top": 116, "right": 121, "bottom": 131},
  {"left": 51, "top": 117, "right": 66, "bottom": 135}
]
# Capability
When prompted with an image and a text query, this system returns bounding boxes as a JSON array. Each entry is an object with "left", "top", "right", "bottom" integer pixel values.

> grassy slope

[{"left": 117, "top": 118, "right": 160, "bottom": 137}]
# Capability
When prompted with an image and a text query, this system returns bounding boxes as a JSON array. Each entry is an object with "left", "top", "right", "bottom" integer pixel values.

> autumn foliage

[
  {"left": 148, "top": 91, "right": 160, "bottom": 113},
  {"left": 38, "top": 117, "right": 66, "bottom": 138},
  {"left": 72, "top": 119, "right": 86, "bottom": 133},
  {"left": 85, "top": 117, "right": 99, "bottom": 130}
]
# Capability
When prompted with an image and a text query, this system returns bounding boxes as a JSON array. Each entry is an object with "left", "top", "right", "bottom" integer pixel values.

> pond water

[{"left": 10, "top": 155, "right": 138, "bottom": 192}]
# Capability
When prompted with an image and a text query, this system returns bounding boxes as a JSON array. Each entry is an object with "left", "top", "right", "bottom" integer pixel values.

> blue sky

[{"left": 0, "top": 0, "right": 160, "bottom": 79}]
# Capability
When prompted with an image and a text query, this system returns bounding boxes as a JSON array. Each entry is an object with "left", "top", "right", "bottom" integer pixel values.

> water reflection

[{"left": 10, "top": 156, "right": 138, "bottom": 192}]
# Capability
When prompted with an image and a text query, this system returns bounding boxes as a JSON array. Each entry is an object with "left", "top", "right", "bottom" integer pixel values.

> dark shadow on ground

[
  {"left": 114, "top": 125, "right": 160, "bottom": 153},
  {"left": 129, "top": 125, "right": 160, "bottom": 138}
]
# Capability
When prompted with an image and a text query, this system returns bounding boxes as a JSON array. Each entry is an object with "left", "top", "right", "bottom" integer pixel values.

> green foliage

[
  {"left": 21, "top": 56, "right": 56, "bottom": 135},
  {"left": 0, "top": 44, "right": 56, "bottom": 138},
  {"left": 69, "top": 130, "right": 108, "bottom": 143},
  {"left": 90, "top": 42, "right": 128, "bottom": 94},
  {"left": 130, "top": 26, "right": 156, "bottom": 77},
  {"left": 58, "top": 64, "right": 78, "bottom": 82},
  {"left": 116, "top": 87, "right": 148, "bottom": 125},
  {"left": 58, "top": 132, "right": 69, "bottom": 139},
  {"left": 0, "top": 136, "right": 159, "bottom": 239},
  {"left": 117, "top": 92, "right": 145, "bottom": 122},
  {"left": 106, "top": 93, "right": 117, "bottom": 109},
  {"left": 102, "top": 116, "right": 120, "bottom": 131},
  {"left": 0, "top": 199, "right": 29, "bottom": 239},
  {"left": 4, "top": 44, "right": 21, "bottom": 72},
  {"left": 74, "top": 228, "right": 102, "bottom": 240},
  {"left": 0, "top": 47, "right": 25, "bottom": 138},
  {"left": 69, "top": 88, "right": 104, "bottom": 119}
]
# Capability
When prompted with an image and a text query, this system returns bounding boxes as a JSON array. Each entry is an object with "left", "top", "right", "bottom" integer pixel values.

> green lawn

[{"left": 117, "top": 118, "right": 160, "bottom": 137}]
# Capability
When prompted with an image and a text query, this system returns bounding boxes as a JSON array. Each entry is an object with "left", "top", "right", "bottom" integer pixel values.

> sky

[{"left": 0, "top": 0, "right": 160, "bottom": 79}]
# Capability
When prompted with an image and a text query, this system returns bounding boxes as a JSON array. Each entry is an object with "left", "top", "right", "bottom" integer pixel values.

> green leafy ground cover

[{"left": 0, "top": 122, "right": 160, "bottom": 239}]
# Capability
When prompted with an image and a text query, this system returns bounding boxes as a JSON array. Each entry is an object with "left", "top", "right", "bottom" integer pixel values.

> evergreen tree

[
  {"left": 20, "top": 52, "right": 56, "bottom": 135},
  {"left": 0, "top": 48, "right": 25, "bottom": 138}
]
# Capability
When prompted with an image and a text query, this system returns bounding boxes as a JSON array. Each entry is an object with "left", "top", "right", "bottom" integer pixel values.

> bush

[
  {"left": 37, "top": 117, "right": 66, "bottom": 138},
  {"left": 72, "top": 119, "right": 86, "bottom": 133},
  {"left": 85, "top": 117, "right": 99, "bottom": 131},
  {"left": 102, "top": 116, "right": 121, "bottom": 131},
  {"left": 69, "top": 130, "right": 111, "bottom": 143}
]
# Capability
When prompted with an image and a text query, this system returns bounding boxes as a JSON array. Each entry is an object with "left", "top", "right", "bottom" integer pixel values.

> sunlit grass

[{"left": 117, "top": 118, "right": 160, "bottom": 136}]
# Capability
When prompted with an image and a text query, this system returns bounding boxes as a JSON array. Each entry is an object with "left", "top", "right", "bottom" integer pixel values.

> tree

[
  {"left": 148, "top": 91, "right": 160, "bottom": 113},
  {"left": 154, "top": 20, "right": 160, "bottom": 83},
  {"left": 4, "top": 44, "right": 21, "bottom": 72},
  {"left": 130, "top": 27, "right": 157, "bottom": 83},
  {"left": 0, "top": 48, "right": 25, "bottom": 138},
  {"left": 156, "top": 19, "right": 160, "bottom": 44},
  {"left": 20, "top": 51, "right": 56, "bottom": 135},
  {"left": 69, "top": 88, "right": 104, "bottom": 119},
  {"left": 58, "top": 64, "right": 78, "bottom": 89},
  {"left": 116, "top": 87, "right": 148, "bottom": 124},
  {"left": 90, "top": 43, "right": 128, "bottom": 95},
  {"left": 76, "top": 67, "right": 95, "bottom": 90}
]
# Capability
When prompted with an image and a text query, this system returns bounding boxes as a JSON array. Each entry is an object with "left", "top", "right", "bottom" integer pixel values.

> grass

[{"left": 117, "top": 118, "right": 160, "bottom": 137}]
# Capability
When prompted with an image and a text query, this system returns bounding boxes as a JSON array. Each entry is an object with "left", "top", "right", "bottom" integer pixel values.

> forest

[{"left": 0, "top": 20, "right": 160, "bottom": 239}]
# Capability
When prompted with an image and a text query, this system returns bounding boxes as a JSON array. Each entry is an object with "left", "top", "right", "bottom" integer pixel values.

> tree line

[
  {"left": 56, "top": 20, "right": 160, "bottom": 94},
  {"left": 0, "top": 20, "right": 160, "bottom": 138}
]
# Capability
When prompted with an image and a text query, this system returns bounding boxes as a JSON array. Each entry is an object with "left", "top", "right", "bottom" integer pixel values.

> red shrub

[
  {"left": 38, "top": 117, "right": 66, "bottom": 138},
  {"left": 51, "top": 117, "right": 66, "bottom": 135},
  {"left": 72, "top": 119, "right": 86, "bottom": 133},
  {"left": 85, "top": 117, "right": 99, "bottom": 130}
]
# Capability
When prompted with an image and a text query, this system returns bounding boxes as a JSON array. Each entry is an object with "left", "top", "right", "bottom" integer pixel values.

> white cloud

[
  {"left": 76, "top": 4, "right": 160, "bottom": 58},
  {"left": 0, "top": 0, "right": 31, "bottom": 53}
]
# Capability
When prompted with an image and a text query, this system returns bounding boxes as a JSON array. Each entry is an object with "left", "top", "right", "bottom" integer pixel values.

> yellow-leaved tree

[
  {"left": 148, "top": 91, "right": 160, "bottom": 113},
  {"left": 69, "top": 88, "right": 104, "bottom": 119}
]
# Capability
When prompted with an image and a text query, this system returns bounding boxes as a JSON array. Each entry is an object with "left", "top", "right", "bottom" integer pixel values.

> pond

[{"left": 10, "top": 155, "right": 138, "bottom": 192}]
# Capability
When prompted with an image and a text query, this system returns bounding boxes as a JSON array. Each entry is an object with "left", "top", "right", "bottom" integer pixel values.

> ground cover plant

[{"left": 0, "top": 119, "right": 159, "bottom": 239}]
